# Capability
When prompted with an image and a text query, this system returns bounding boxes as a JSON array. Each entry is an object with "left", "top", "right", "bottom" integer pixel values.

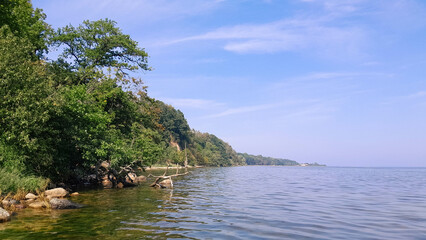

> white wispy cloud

[
  {"left": 270, "top": 71, "right": 392, "bottom": 91},
  {"left": 37, "top": 0, "right": 224, "bottom": 27},
  {"left": 299, "top": 0, "right": 367, "bottom": 14},
  {"left": 167, "top": 17, "right": 366, "bottom": 55},
  {"left": 158, "top": 0, "right": 426, "bottom": 58},
  {"left": 381, "top": 90, "right": 426, "bottom": 105},
  {"left": 204, "top": 99, "right": 319, "bottom": 118},
  {"left": 205, "top": 103, "right": 279, "bottom": 118},
  {"left": 406, "top": 91, "right": 426, "bottom": 99},
  {"left": 161, "top": 98, "right": 225, "bottom": 109}
]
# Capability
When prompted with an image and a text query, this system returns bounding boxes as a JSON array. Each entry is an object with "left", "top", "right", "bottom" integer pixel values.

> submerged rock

[
  {"left": 70, "top": 192, "right": 79, "bottom": 196},
  {"left": 14, "top": 204, "right": 25, "bottom": 210},
  {"left": 49, "top": 198, "right": 82, "bottom": 209},
  {"left": 28, "top": 201, "right": 48, "bottom": 209},
  {"left": 159, "top": 178, "right": 173, "bottom": 188},
  {"left": 44, "top": 188, "right": 68, "bottom": 198},
  {"left": 0, "top": 207, "right": 11, "bottom": 223},
  {"left": 135, "top": 175, "right": 147, "bottom": 184}
]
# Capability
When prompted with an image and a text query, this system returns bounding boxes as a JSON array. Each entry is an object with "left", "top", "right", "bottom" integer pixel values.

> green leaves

[
  {"left": 50, "top": 19, "right": 150, "bottom": 81},
  {"left": 0, "top": 0, "right": 50, "bottom": 58},
  {"left": 1, "top": 1, "right": 244, "bottom": 190}
]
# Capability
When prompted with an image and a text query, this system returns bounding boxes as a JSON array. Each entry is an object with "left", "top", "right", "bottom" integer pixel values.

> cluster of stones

[
  {"left": 97, "top": 161, "right": 147, "bottom": 189},
  {"left": 101, "top": 172, "right": 147, "bottom": 188},
  {"left": 0, "top": 187, "right": 81, "bottom": 223}
]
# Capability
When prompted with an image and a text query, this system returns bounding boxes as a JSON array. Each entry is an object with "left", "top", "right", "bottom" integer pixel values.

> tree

[
  {"left": 50, "top": 19, "right": 150, "bottom": 83},
  {"left": 157, "top": 102, "right": 191, "bottom": 149},
  {"left": 0, "top": 28, "right": 54, "bottom": 174},
  {"left": 0, "top": 0, "right": 50, "bottom": 58}
]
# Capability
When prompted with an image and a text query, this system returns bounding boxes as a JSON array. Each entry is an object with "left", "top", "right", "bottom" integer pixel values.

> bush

[{"left": 0, "top": 169, "right": 49, "bottom": 194}]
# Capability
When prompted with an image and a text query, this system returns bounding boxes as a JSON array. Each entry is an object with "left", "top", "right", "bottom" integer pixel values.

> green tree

[
  {"left": 0, "top": 0, "right": 50, "bottom": 57},
  {"left": 50, "top": 19, "right": 150, "bottom": 83},
  {"left": 157, "top": 102, "right": 191, "bottom": 149},
  {"left": 0, "top": 28, "right": 54, "bottom": 174}
]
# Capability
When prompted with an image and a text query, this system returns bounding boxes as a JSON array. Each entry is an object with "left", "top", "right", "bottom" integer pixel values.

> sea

[{"left": 1, "top": 166, "right": 425, "bottom": 239}]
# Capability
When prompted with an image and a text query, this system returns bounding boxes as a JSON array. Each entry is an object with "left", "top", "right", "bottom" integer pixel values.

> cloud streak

[
  {"left": 168, "top": 17, "right": 366, "bottom": 55},
  {"left": 161, "top": 98, "right": 225, "bottom": 110},
  {"left": 204, "top": 99, "right": 320, "bottom": 118}
]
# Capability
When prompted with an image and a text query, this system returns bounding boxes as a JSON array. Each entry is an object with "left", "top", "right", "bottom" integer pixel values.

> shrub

[{"left": 0, "top": 169, "right": 49, "bottom": 194}]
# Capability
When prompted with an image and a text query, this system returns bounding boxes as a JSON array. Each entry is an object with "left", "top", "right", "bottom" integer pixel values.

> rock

[
  {"left": 44, "top": 188, "right": 68, "bottom": 198},
  {"left": 159, "top": 178, "right": 173, "bottom": 188},
  {"left": 135, "top": 175, "right": 147, "bottom": 184},
  {"left": 1, "top": 200, "right": 11, "bottom": 208},
  {"left": 25, "top": 193, "right": 37, "bottom": 200},
  {"left": 14, "top": 204, "right": 25, "bottom": 210},
  {"left": 49, "top": 198, "right": 82, "bottom": 209},
  {"left": 125, "top": 173, "right": 137, "bottom": 185},
  {"left": 102, "top": 179, "right": 113, "bottom": 188},
  {"left": 28, "top": 201, "right": 48, "bottom": 209},
  {"left": 87, "top": 174, "right": 97, "bottom": 181},
  {"left": 70, "top": 192, "right": 79, "bottom": 196},
  {"left": 117, "top": 182, "right": 124, "bottom": 188},
  {"left": 1, "top": 199, "right": 19, "bottom": 208},
  {"left": 100, "top": 161, "right": 110, "bottom": 169},
  {"left": 25, "top": 199, "right": 35, "bottom": 204},
  {"left": 0, "top": 208, "right": 11, "bottom": 223}
]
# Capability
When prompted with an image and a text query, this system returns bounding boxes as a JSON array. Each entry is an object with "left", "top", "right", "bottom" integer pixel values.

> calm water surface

[{"left": 1, "top": 166, "right": 425, "bottom": 239}]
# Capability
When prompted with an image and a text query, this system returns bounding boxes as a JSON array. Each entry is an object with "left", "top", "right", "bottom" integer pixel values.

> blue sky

[{"left": 33, "top": 0, "right": 426, "bottom": 167}]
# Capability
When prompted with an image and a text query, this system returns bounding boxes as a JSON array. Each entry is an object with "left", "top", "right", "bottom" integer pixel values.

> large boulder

[
  {"left": 49, "top": 198, "right": 82, "bottom": 209},
  {"left": 0, "top": 208, "right": 11, "bottom": 223},
  {"left": 44, "top": 188, "right": 68, "bottom": 198},
  {"left": 25, "top": 193, "right": 37, "bottom": 200},
  {"left": 125, "top": 173, "right": 137, "bottom": 185}
]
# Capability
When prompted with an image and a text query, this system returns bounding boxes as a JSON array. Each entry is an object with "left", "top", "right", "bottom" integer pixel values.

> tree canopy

[
  {"left": 0, "top": 0, "right": 49, "bottom": 57},
  {"left": 50, "top": 19, "right": 150, "bottom": 82},
  {"left": 0, "top": 1, "right": 255, "bottom": 193}
]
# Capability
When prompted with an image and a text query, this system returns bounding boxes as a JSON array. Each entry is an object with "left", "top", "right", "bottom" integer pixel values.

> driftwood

[{"left": 147, "top": 163, "right": 190, "bottom": 188}]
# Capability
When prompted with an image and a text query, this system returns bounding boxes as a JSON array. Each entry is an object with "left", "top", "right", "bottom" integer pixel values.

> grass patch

[{"left": 0, "top": 169, "right": 49, "bottom": 196}]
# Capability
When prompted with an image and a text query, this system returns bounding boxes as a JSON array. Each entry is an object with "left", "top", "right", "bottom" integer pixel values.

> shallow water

[{"left": 1, "top": 167, "right": 426, "bottom": 239}]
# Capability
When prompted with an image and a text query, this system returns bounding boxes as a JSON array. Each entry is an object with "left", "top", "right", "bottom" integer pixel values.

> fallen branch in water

[{"left": 147, "top": 163, "right": 190, "bottom": 188}]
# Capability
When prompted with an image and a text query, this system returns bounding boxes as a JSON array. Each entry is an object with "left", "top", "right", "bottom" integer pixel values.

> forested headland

[
  {"left": 239, "top": 153, "right": 299, "bottom": 166},
  {"left": 0, "top": 0, "right": 253, "bottom": 194},
  {"left": 0, "top": 1, "right": 310, "bottom": 196}
]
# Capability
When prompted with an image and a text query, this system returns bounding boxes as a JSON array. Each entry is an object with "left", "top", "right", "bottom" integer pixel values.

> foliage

[
  {"left": 0, "top": 1, "right": 248, "bottom": 193},
  {"left": 239, "top": 153, "right": 299, "bottom": 166},
  {"left": 0, "top": 0, "right": 50, "bottom": 57},
  {"left": 0, "top": 27, "right": 55, "bottom": 175},
  {"left": 0, "top": 169, "right": 48, "bottom": 194},
  {"left": 191, "top": 131, "right": 245, "bottom": 167},
  {"left": 156, "top": 101, "right": 191, "bottom": 149},
  {"left": 50, "top": 19, "right": 150, "bottom": 82}
]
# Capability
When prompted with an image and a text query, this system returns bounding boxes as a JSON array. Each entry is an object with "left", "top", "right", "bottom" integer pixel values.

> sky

[{"left": 33, "top": 0, "right": 426, "bottom": 167}]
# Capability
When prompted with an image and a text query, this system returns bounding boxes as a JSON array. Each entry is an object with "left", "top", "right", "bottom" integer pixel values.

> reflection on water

[{"left": 1, "top": 167, "right": 426, "bottom": 239}]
